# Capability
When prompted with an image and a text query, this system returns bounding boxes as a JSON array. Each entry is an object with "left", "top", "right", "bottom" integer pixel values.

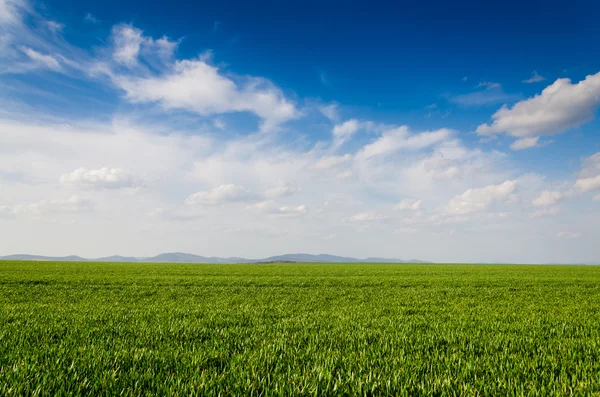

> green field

[{"left": 1, "top": 261, "right": 600, "bottom": 396}]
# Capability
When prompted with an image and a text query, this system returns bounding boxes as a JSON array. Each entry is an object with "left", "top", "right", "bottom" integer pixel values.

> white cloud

[
  {"left": 186, "top": 184, "right": 256, "bottom": 205},
  {"left": 0, "top": 113, "right": 593, "bottom": 263},
  {"left": 154, "top": 37, "right": 178, "bottom": 60},
  {"left": 477, "top": 73, "right": 600, "bottom": 144},
  {"left": 510, "top": 137, "right": 539, "bottom": 150},
  {"left": 447, "top": 180, "right": 517, "bottom": 215},
  {"left": 530, "top": 206, "right": 560, "bottom": 218},
  {"left": 574, "top": 175, "right": 600, "bottom": 193},
  {"left": 357, "top": 127, "right": 452, "bottom": 160},
  {"left": 573, "top": 152, "right": 600, "bottom": 194},
  {"left": 114, "top": 58, "right": 297, "bottom": 131},
  {"left": 273, "top": 204, "right": 307, "bottom": 217},
  {"left": 556, "top": 231, "right": 581, "bottom": 239},
  {"left": 60, "top": 167, "right": 136, "bottom": 190},
  {"left": 532, "top": 190, "right": 564, "bottom": 207},
  {"left": 523, "top": 71, "right": 545, "bottom": 84},
  {"left": 21, "top": 47, "right": 61, "bottom": 71},
  {"left": 332, "top": 119, "right": 362, "bottom": 148},
  {"left": 111, "top": 24, "right": 144, "bottom": 66},
  {"left": 394, "top": 199, "right": 421, "bottom": 211},
  {"left": 110, "top": 24, "right": 179, "bottom": 67},
  {"left": 349, "top": 212, "right": 387, "bottom": 222},
  {"left": 594, "top": 194, "right": 600, "bottom": 201}
]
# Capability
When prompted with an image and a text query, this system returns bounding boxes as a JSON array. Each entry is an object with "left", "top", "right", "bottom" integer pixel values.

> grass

[{"left": 1, "top": 261, "right": 600, "bottom": 396}]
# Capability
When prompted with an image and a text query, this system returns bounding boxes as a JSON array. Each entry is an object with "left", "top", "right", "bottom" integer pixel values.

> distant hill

[
  {"left": 263, "top": 253, "right": 426, "bottom": 263},
  {"left": 0, "top": 254, "right": 87, "bottom": 261},
  {"left": 0, "top": 252, "right": 426, "bottom": 264}
]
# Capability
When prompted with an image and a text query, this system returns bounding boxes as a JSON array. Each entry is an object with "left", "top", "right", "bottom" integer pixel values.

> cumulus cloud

[
  {"left": 394, "top": 199, "right": 421, "bottom": 211},
  {"left": 331, "top": 119, "right": 375, "bottom": 148},
  {"left": 574, "top": 175, "right": 600, "bottom": 193},
  {"left": 114, "top": 58, "right": 298, "bottom": 131},
  {"left": 186, "top": 184, "right": 256, "bottom": 205},
  {"left": 523, "top": 71, "right": 545, "bottom": 84},
  {"left": 104, "top": 25, "right": 296, "bottom": 131},
  {"left": 477, "top": 73, "right": 600, "bottom": 147},
  {"left": 111, "top": 24, "right": 178, "bottom": 67},
  {"left": 447, "top": 180, "right": 517, "bottom": 215},
  {"left": 532, "top": 190, "right": 564, "bottom": 207},
  {"left": 60, "top": 167, "right": 136, "bottom": 189},
  {"left": 572, "top": 152, "right": 600, "bottom": 195},
  {"left": 112, "top": 25, "right": 145, "bottom": 66},
  {"left": 357, "top": 127, "right": 452, "bottom": 160}
]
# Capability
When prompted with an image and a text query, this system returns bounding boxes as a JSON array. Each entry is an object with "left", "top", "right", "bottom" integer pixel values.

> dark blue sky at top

[
  {"left": 31, "top": 0, "right": 600, "bottom": 178},
  {"left": 49, "top": 0, "right": 600, "bottom": 103}
]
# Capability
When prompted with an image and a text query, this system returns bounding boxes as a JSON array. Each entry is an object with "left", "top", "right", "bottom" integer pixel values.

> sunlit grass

[{"left": 1, "top": 261, "right": 599, "bottom": 395}]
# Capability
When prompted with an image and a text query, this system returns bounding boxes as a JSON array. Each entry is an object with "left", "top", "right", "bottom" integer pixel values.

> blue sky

[{"left": 1, "top": 0, "right": 600, "bottom": 262}]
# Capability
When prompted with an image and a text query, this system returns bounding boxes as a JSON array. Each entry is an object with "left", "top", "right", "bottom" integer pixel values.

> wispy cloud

[
  {"left": 84, "top": 13, "right": 98, "bottom": 23},
  {"left": 450, "top": 89, "right": 520, "bottom": 107},
  {"left": 522, "top": 71, "right": 545, "bottom": 84},
  {"left": 477, "top": 81, "right": 501, "bottom": 90}
]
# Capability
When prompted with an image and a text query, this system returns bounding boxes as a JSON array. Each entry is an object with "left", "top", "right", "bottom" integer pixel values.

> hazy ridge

[{"left": 0, "top": 253, "right": 426, "bottom": 264}]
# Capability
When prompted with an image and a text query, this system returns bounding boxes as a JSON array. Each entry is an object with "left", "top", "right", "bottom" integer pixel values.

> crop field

[{"left": 1, "top": 261, "right": 600, "bottom": 396}]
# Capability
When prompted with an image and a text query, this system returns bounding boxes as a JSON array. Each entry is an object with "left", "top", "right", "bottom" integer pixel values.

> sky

[{"left": 1, "top": 0, "right": 600, "bottom": 263}]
